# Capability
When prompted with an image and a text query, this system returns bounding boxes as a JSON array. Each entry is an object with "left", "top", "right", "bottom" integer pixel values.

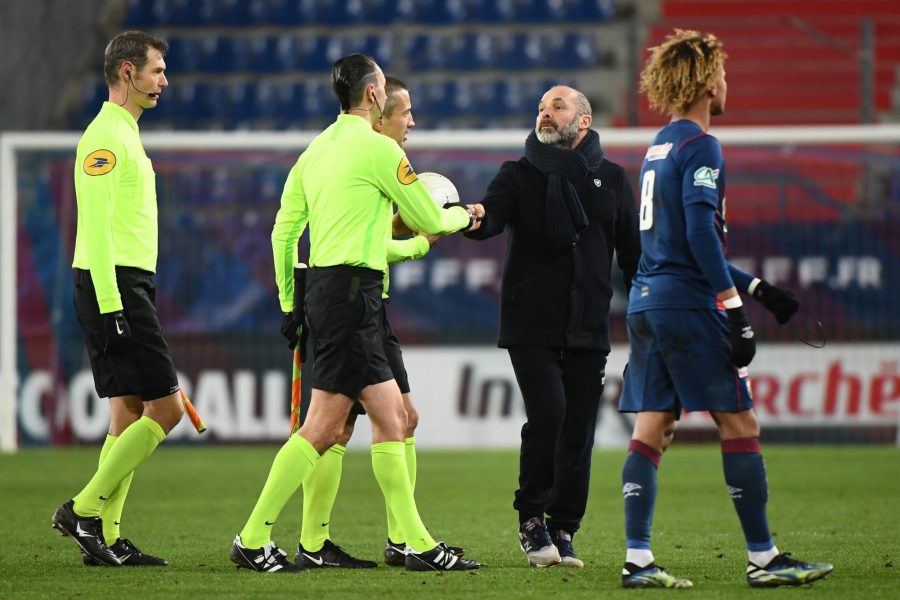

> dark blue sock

[
  {"left": 721, "top": 437, "right": 773, "bottom": 551},
  {"left": 622, "top": 440, "right": 660, "bottom": 550}
]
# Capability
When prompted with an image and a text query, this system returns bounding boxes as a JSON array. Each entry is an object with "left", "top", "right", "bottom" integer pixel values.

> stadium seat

[
  {"left": 229, "top": 37, "right": 253, "bottom": 72},
  {"left": 359, "top": 34, "right": 394, "bottom": 69},
  {"left": 568, "top": 0, "right": 617, "bottom": 22},
  {"left": 404, "top": 34, "right": 446, "bottom": 71},
  {"left": 365, "top": 0, "right": 397, "bottom": 24},
  {"left": 165, "top": 37, "right": 202, "bottom": 73},
  {"left": 299, "top": 36, "right": 333, "bottom": 71},
  {"left": 272, "top": 35, "right": 302, "bottom": 72},
  {"left": 321, "top": 0, "right": 368, "bottom": 24},
  {"left": 225, "top": 81, "right": 257, "bottom": 122},
  {"left": 446, "top": 32, "right": 498, "bottom": 70},
  {"left": 248, "top": 36, "right": 279, "bottom": 73},
  {"left": 200, "top": 36, "right": 236, "bottom": 73},
  {"left": 276, "top": 81, "right": 305, "bottom": 123},
  {"left": 269, "top": 0, "right": 318, "bottom": 24},
  {"left": 498, "top": 33, "right": 544, "bottom": 70},
  {"left": 123, "top": 0, "right": 160, "bottom": 26},
  {"left": 173, "top": 82, "right": 214, "bottom": 126},
  {"left": 218, "top": 0, "right": 270, "bottom": 25},
  {"left": 170, "top": 0, "right": 216, "bottom": 26},
  {"left": 475, "top": 0, "right": 516, "bottom": 22},
  {"left": 550, "top": 33, "right": 598, "bottom": 69}
]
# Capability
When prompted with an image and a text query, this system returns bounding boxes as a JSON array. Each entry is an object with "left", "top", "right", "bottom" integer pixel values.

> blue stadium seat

[
  {"left": 229, "top": 37, "right": 253, "bottom": 72},
  {"left": 218, "top": 0, "right": 270, "bottom": 25},
  {"left": 359, "top": 34, "right": 394, "bottom": 69},
  {"left": 569, "top": 0, "right": 617, "bottom": 21},
  {"left": 225, "top": 81, "right": 257, "bottom": 122},
  {"left": 273, "top": 35, "right": 302, "bottom": 72},
  {"left": 498, "top": 33, "right": 544, "bottom": 70},
  {"left": 79, "top": 80, "right": 108, "bottom": 123},
  {"left": 171, "top": 0, "right": 216, "bottom": 26},
  {"left": 365, "top": 0, "right": 397, "bottom": 23},
  {"left": 299, "top": 36, "right": 332, "bottom": 71},
  {"left": 404, "top": 34, "right": 446, "bottom": 71},
  {"left": 550, "top": 33, "right": 598, "bottom": 69},
  {"left": 321, "top": 0, "right": 368, "bottom": 24},
  {"left": 410, "top": 0, "right": 468, "bottom": 23},
  {"left": 276, "top": 81, "right": 304, "bottom": 123},
  {"left": 269, "top": 0, "right": 319, "bottom": 24},
  {"left": 423, "top": 81, "right": 459, "bottom": 117},
  {"left": 173, "top": 82, "right": 214, "bottom": 125},
  {"left": 201, "top": 36, "right": 236, "bottom": 73},
  {"left": 247, "top": 36, "right": 278, "bottom": 73},
  {"left": 446, "top": 32, "right": 497, "bottom": 70},
  {"left": 165, "top": 37, "right": 202, "bottom": 73},
  {"left": 123, "top": 0, "right": 160, "bottom": 26},
  {"left": 473, "top": 0, "right": 516, "bottom": 22},
  {"left": 252, "top": 81, "right": 280, "bottom": 120}
]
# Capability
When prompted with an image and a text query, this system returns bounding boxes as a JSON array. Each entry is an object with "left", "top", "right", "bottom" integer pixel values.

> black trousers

[{"left": 508, "top": 345, "right": 608, "bottom": 534}]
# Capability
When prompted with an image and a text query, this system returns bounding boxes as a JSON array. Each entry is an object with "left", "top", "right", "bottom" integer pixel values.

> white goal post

[{"left": 3, "top": 124, "right": 900, "bottom": 452}]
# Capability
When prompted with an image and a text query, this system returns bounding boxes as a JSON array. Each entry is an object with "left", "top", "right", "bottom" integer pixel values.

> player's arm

[
  {"left": 78, "top": 141, "right": 125, "bottom": 313},
  {"left": 387, "top": 236, "right": 431, "bottom": 265},
  {"left": 375, "top": 144, "right": 471, "bottom": 235},
  {"left": 464, "top": 161, "right": 518, "bottom": 240},
  {"left": 680, "top": 137, "right": 754, "bottom": 365},
  {"left": 615, "top": 170, "right": 641, "bottom": 294},
  {"left": 272, "top": 157, "right": 310, "bottom": 313}
]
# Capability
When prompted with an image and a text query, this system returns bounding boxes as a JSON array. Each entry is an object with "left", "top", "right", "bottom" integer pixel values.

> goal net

[{"left": 2, "top": 126, "right": 899, "bottom": 451}]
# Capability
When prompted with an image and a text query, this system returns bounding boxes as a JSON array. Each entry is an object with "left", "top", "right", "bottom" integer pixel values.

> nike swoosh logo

[
  {"left": 303, "top": 553, "right": 323, "bottom": 566},
  {"left": 116, "top": 321, "right": 124, "bottom": 335},
  {"left": 320, "top": 522, "right": 329, "bottom": 527},
  {"left": 265, "top": 521, "right": 276, "bottom": 526},
  {"left": 99, "top": 496, "right": 108, "bottom": 501},
  {"left": 75, "top": 523, "right": 94, "bottom": 538}
]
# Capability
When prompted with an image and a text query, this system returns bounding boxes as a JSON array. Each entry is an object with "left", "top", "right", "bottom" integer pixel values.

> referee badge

[
  {"left": 396, "top": 156, "right": 418, "bottom": 185},
  {"left": 83, "top": 149, "right": 117, "bottom": 176}
]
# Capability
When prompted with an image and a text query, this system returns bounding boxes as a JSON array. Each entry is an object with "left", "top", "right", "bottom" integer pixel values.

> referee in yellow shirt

[
  {"left": 230, "top": 54, "right": 482, "bottom": 573},
  {"left": 51, "top": 31, "right": 181, "bottom": 568}
]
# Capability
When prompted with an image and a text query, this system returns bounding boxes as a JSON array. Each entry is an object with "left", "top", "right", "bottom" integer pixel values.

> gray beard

[{"left": 535, "top": 119, "right": 579, "bottom": 147}]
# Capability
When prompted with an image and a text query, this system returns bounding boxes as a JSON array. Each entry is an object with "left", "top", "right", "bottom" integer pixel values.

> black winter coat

[{"left": 466, "top": 156, "right": 641, "bottom": 351}]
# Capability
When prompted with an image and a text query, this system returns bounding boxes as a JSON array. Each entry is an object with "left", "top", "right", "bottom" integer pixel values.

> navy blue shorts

[{"left": 618, "top": 309, "right": 752, "bottom": 416}]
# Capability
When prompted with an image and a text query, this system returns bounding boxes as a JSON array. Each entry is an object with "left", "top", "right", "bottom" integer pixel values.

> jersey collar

[{"left": 101, "top": 101, "right": 140, "bottom": 133}]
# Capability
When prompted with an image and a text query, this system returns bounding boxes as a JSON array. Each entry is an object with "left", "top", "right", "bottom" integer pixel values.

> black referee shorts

[
  {"left": 305, "top": 265, "right": 393, "bottom": 398},
  {"left": 73, "top": 267, "right": 179, "bottom": 401},
  {"left": 381, "top": 304, "right": 410, "bottom": 395}
]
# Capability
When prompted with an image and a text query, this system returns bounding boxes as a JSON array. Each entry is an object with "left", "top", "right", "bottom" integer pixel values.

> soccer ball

[{"left": 417, "top": 172, "right": 459, "bottom": 208}]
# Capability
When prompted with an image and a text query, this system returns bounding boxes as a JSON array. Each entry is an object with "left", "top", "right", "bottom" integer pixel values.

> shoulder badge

[
  {"left": 83, "top": 149, "right": 116, "bottom": 176},
  {"left": 396, "top": 156, "right": 418, "bottom": 185}
]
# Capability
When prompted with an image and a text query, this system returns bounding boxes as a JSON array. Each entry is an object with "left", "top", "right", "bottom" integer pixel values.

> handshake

[{"left": 392, "top": 203, "right": 485, "bottom": 239}]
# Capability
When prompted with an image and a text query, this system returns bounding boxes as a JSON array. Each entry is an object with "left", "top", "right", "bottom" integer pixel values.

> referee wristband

[{"left": 722, "top": 295, "right": 743, "bottom": 309}]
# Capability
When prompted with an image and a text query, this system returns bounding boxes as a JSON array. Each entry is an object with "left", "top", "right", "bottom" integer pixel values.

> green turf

[{"left": 1, "top": 445, "right": 898, "bottom": 598}]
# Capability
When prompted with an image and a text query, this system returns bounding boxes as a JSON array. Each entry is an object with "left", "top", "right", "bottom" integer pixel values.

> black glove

[
  {"left": 726, "top": 306, "right": 756, "bottom": 368},
  {"left": 281, "top": 312, "right": 301, "bottom": 350},
  {"left": 752, "top": 279, "right": 799, "bottom": 324},
  {"left": 101, "top": 311, "right": 131, "bottom": 354}
]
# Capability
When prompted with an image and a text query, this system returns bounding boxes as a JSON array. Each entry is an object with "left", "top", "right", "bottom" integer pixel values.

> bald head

[{"left": 535, "top": 86, "right": 592, "bottom": 148}]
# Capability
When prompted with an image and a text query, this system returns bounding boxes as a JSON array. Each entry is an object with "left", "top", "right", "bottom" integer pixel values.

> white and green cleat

[
  {"left": 622, "top": 562, "right": 693, "bottom": 588},
  {"left": 746, "top": 553, "right": 833, "bottom": 588}
]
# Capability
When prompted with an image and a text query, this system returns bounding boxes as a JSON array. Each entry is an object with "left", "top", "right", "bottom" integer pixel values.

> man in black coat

[{"left": 465, "top": 85, "right": 640, "bottom": 568}]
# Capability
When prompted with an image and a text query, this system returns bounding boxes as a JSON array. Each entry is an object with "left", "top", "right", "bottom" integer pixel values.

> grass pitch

[{"left": 1, "top": 445, "right": 898, "bottom": 598}]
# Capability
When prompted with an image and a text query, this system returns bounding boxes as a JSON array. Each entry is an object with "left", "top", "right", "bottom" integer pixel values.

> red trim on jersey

[
  {"left": 721, "top": 437, "right": 761, "bottom": 454},
  {"left": 675, "top": 132, "right": 709, "bottom": 154},
  {"left": 628, "top": 439, "right": 662, "bottom": 466}
]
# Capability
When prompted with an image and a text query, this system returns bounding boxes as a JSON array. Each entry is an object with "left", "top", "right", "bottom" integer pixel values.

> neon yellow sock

[
  {"left": 300, "top": 444, "right": 345, "bottom": 552},
  {"left": 73, "top": 417, "right": 164, "bottom": 517},
  {"left": 240, "top": 434, "right": 319, "bottom": 549},
  {"left": 405, "top": 436, "right": 417, "bottom": 492},
  {"left": 98, "top": 434, "right": 134, "bottom": 545},
  {"left": 371, "top": 441, "right": 435, "bottom": 553},
  {"left": 385, "top": 436, "right": 417, "bottom": 542}
]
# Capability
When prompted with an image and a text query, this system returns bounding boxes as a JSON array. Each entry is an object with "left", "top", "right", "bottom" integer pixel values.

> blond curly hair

[{"left": 639, "top": 29, "right": 727, "bottom": 116}]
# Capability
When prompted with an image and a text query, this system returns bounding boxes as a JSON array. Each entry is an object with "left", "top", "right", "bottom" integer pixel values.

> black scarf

[{"left": 524, "top": 128, "right": 605, "bottom": 255}]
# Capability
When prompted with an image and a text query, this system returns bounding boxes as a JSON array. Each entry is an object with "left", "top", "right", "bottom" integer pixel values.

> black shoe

[
  {"left": 549, "top": 529, "right": 583, "bottom": 568},
  {"left": 384, "top": 539, "right": 407, "bottom": 567},
  {"left": 51, "top": 500, "right": 120, "bottom": 566},
  {"left": 229, "top": 535, "right": 306, "bottom": 573},
  {"left": 518, "top": 517, "right": 560, "bottom": 567},
  {"left": 405, "top": 543, "right": 480, "bottom": 571},
  {"left": 386, "top": 538, "right": 464, "bottom": 566},
  {"left": 295, "top": 540, "right": 377, "bottom": 569},
  {"left": 82, "top": 538, "right": 168, "bottom": 566}
]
